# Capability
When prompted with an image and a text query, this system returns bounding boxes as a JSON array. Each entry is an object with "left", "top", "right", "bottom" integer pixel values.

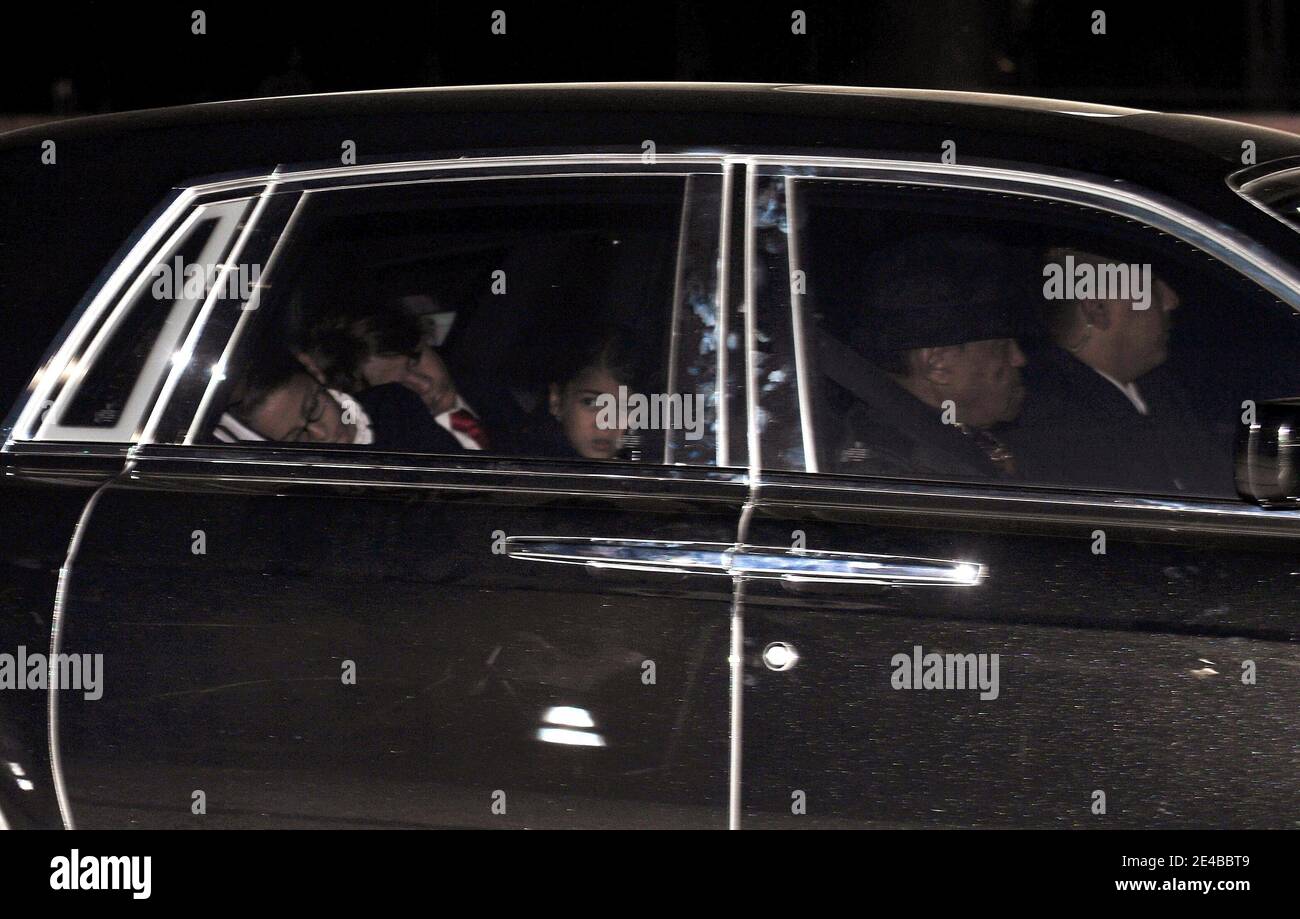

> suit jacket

[
  {"left": 358, "top": 381, "right": 531, "bottom": 456},
  {"left": 1006, "top": 346, "right": 1233, "bottom": 497},
  {"left": 517, "top": 410, "right": 582, "bottom": 460},
  {"left": 831, "top": 364, "right": 1010, "bottom": 481},
  {"left": 456, "top": 379, "right": 529, "bottom": 456},
  {"left": 356, "top": 384, "right": 464, "bottom": 454}
]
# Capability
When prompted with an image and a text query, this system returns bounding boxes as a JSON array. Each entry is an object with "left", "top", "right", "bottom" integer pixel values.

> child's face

[
  {"left": 247, "top": 372, "right": 355, "bottom": 444},
  {"left": 550, "top": 366, "right": 624, "bottom": 460}
]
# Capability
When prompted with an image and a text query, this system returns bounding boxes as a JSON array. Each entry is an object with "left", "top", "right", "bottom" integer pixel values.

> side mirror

[{"left": 1236, "top": 398, "right": 1300, "bottom": 506}]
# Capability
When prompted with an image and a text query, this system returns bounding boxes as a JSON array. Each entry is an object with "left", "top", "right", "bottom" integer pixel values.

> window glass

[
  {"left": 192, "top": 174, "right": 728, "bottom": 466},
  {"left": 59, "top": 218, "right": 219, "bottom": 427},
  {"left": 33, "top": 198, "right": 251, "bottom": 442},
  {"left": 784, "top": 179, "right": 1300, "bottom": 499}
]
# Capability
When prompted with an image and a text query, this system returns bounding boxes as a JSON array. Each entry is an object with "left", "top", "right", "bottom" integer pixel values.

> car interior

[
  {"left": 792, "top": 180, "right": 1300, "bottom": 493},
  {"left": 196, "top": 176, "right": 693, "bottom": 462}
]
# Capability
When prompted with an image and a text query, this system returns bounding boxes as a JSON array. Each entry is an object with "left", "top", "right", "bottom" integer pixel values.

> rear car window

[{"left": 188, "top": 173, "right": 728, "bottom": 466}]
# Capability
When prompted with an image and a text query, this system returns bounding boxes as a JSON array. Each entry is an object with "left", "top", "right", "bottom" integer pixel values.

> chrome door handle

[
  {"left": 505, "top": 537, "right": 983, "bottom": 586},
  {"left": 505, "top": 537, "right": 732, "bottom": 575},
  {"left": 729, "top": 545, "right": 982, "bottom": 586}
]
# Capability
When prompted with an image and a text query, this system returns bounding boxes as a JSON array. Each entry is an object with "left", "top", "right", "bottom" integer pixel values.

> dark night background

[{"left": 0, "top": 1, "right": 1296, "bottom": 130}]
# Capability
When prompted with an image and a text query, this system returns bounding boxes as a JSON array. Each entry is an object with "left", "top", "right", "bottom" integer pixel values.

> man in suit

[
  {"left": 296, "top": 299, "right": 526, "bottom": 455},
  {"left": 832, "top": 233, "right": 1029, "bottom": 481},
  {"left": 1006, "top": 246, "right": 1232, "bottom": 497}
]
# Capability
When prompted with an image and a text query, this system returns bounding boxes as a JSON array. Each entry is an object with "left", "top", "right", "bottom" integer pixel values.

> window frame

[
  {"left": 7, "top": 154, "right": 745, "bottom": 475},
  {"left": 5, "top": 188, "right": 265, "bottom": 446},
  {"left": 750, "top": 154, "right": 1300, "bottom": 513}
]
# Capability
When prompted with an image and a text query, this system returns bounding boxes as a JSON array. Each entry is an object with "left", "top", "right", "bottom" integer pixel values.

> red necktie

[{"left": 448, "top": 408, "right": 489, "bottom": 449}]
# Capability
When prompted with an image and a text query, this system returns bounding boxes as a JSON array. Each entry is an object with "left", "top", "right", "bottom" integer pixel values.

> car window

[
  {"left": 776, "top": 178, "right": 1300, "bottom": 499},
  {"left": 27, "top": 198, "right": 252, "bottom": 443},
  {"left": 183, "top": 173, "right": 728, "bottom": 466}
]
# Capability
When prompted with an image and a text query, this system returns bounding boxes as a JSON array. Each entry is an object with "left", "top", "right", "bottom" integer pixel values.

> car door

[
  {"left": 737, "top": 163, "right": 1300, "bottom": 829},
  {"left": 43, "top": 157, "right": 751, "bottom": 828}
]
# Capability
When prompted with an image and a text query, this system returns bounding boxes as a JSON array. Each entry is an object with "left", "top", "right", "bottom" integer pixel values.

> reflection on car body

[{"left": 2, "top": 84, "right": 1300, "bottom": 829}]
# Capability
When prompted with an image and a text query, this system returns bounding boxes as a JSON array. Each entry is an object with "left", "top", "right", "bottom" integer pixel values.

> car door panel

[
  {"left": 57, "top": 453, "right": 742, "bottom": 828},
  {"left": 740, "top": 483, "right": 1300, "bottom": 828}
]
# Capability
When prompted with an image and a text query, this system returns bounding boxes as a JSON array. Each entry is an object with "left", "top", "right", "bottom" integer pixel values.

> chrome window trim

[
  {"left": 715, "top": 164, "right": 737, "bottom": 468},
  {"left": 10, "top": 197, "right": 259, "bottom": 445},
  {"left": 141, "top": 183, "right": 287, "bottom": 447},
  {"left": 755, "top": 155, "right": 1300, "bottom": 309},
  {"left": 165, "top": 154, "right": 729, "bottom": 200},
  {"left": 754, "top": 470, "right": 1300, "bottom": 533},
  {"left": 741, "top": 161, "right": 762, "bottom": 478},
  {"left": 122, "top": 443, "right": 751, "bottom": 491},
  {"left": 5, "top": 189, "right": 196, "bottom": 446},
  {"left": 178, "top": 189, "right": 307, "bottom": 446}
]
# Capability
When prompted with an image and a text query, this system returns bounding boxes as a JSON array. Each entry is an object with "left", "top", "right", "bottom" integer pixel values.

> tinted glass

[
  {"left": 196, "top": 174, "right": 728, "bottom": 466},
  {"left": 784, "top": 179, "right": 1300, "bottom": 499},
  {"left": 59, "top": 218, "right": 220, "bottom": 427}
]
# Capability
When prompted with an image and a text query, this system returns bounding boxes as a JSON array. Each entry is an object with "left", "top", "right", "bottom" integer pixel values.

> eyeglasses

[{"left": 285, "top": 382, "right": 327, "bottom": 443}]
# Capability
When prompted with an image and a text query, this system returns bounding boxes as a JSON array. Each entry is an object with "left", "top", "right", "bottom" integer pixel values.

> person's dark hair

[
  {"left": 1037, "top": 245, "right": 1121, "bottom": 342},
  {"left": 300, "top": 299, "right": 426, "bottom": 392},
  {"left": 225, "top": 347, "right": 309, "bottom": 423},
  {"left": 549, "top": 323, "right": 639, "bottom": 391}
]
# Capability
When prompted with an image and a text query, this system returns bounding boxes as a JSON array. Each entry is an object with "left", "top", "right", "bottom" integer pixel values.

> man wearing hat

[{"left": 832, "top": 232, "right": 1028, "bottom": 480}]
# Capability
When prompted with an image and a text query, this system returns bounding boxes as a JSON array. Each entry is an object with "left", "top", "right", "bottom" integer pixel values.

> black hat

[{"left": 859, "top": 233, "right": 1025, "bottom": 353}]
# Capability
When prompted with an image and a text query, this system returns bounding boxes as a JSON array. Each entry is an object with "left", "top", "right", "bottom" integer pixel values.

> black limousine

[{"left": 1, "top": 83, "right": 1299, "bottom": 829}]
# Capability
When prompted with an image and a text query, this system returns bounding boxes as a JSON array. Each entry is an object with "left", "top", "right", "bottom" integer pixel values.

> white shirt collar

[
  {"left": 1091, "top": 368, "right": 1148, "bottom": 416},
  {"left": 215, "top": 389, "right": 373, "bottom": 444}
]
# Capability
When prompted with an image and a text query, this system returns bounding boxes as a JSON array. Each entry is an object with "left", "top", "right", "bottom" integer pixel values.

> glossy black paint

[
  {"left": 2, "top": 84, "right": 1300, "bottom": 830},
  {"left": 741, "top": 475, "right": 1300, "bottom": 828},
  {"left": 0, "top": 450, "right": 125, "bottom": 828},
  {"left": 57, "top": 448, "right": 742, "bottom": 828}
]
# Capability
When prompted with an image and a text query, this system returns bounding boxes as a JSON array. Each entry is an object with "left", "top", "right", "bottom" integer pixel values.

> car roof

[
  {"left": 6, "top": 83, "right": 1299, "bottom": 248},
  {"left": 5, "top": 81, "right": 1299, "bottom": 172}
]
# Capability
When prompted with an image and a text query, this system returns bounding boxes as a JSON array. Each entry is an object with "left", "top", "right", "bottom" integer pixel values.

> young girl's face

[{"left": 550, "top": 366, "right": 624, "bottom": 459}]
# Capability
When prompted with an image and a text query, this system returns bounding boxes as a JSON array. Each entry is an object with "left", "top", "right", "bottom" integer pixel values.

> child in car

[{"left": 522, "top": 324, "right": 638, "bottom": 460}]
